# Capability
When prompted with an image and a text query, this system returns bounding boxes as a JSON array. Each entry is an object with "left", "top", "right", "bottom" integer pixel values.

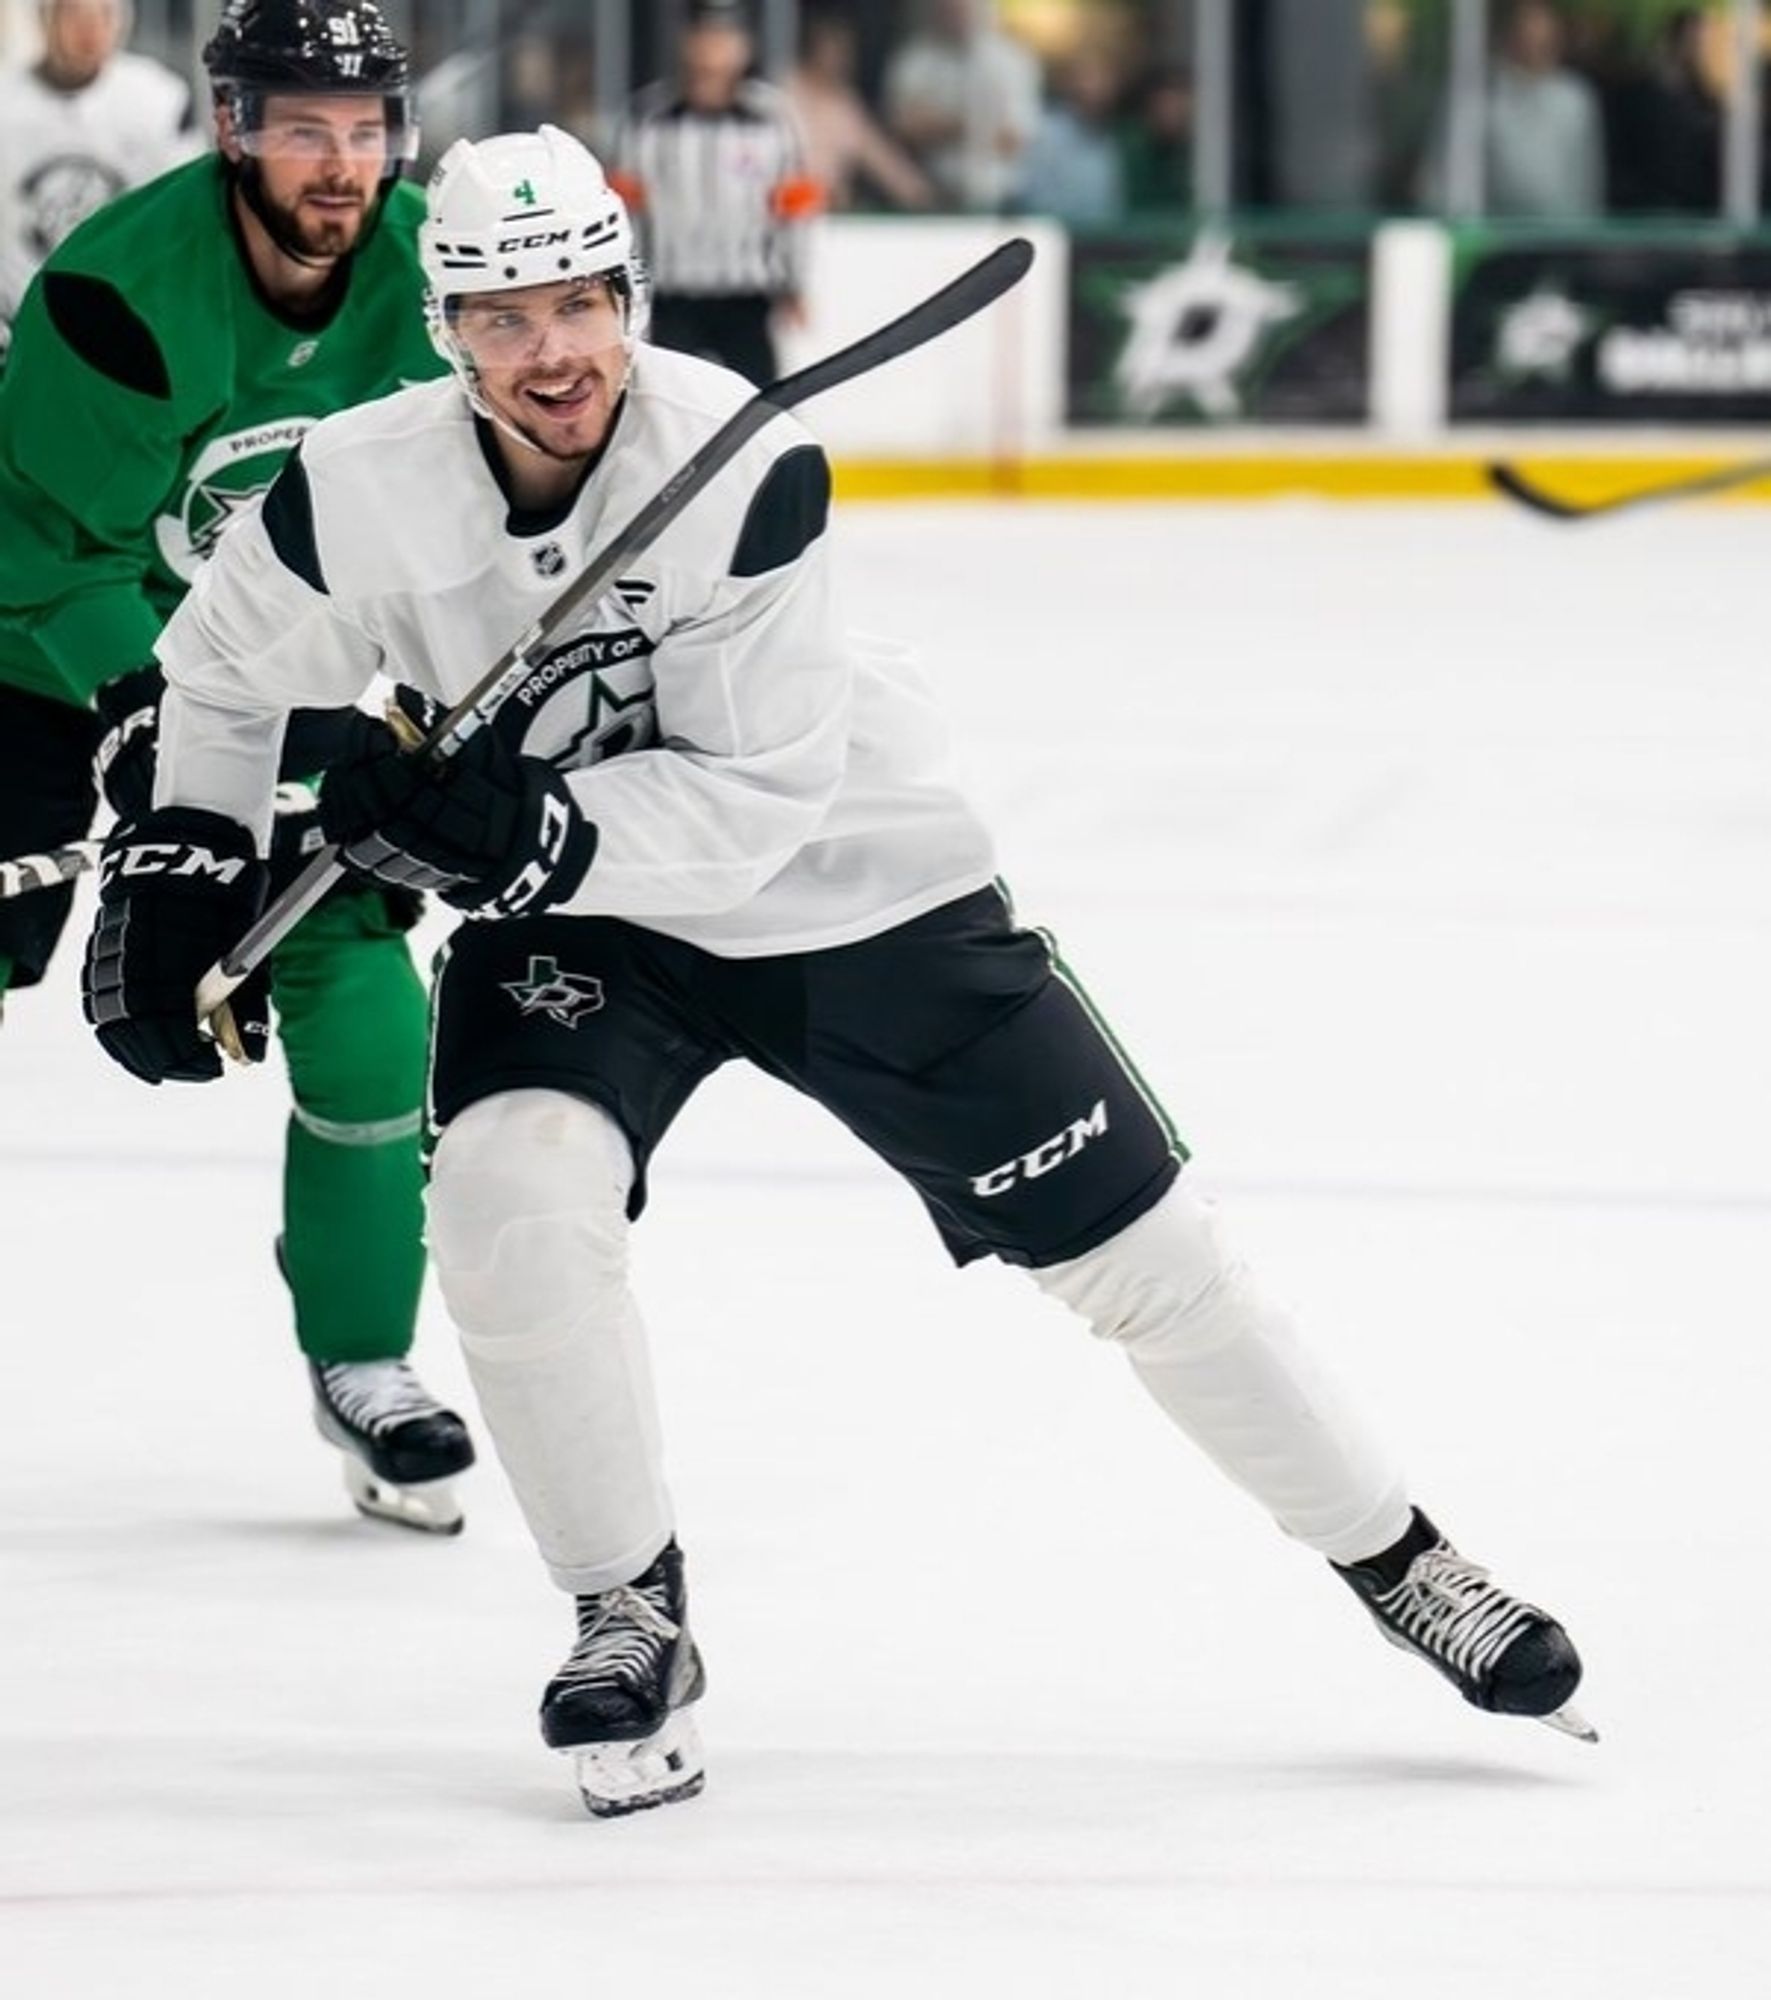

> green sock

[{"left": 282, "top": 1114, "right": 426, "bottom": 1364}]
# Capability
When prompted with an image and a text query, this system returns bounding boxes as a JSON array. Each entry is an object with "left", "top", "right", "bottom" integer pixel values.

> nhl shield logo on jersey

[
  {"left": 500, "top": 956, "right": 605, "bottom": 1028},
  {"left": 532, "top": 541, "right": 568, "bottom": 579}
]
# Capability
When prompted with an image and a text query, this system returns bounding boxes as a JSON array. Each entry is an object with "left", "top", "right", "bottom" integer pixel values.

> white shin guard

[
  {"left": 427, "top": 1089, "right": 673, "bottom": 1595},
  {"left": 1032, "top": 1184, "right": 1411, "bottom": 1564}
]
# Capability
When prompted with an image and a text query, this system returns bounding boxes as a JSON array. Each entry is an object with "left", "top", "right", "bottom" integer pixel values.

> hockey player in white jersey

[
  {"left": 0, "top": 0, "right": 197, "bottom": 358},
  {"left": 83, "top": 125, "right": 1594, "bottom": 1817}
]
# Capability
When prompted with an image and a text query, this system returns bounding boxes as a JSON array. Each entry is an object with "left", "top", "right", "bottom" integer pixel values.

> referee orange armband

[{"left": 770, "top": 176, "right": 825, "bottom": 220}]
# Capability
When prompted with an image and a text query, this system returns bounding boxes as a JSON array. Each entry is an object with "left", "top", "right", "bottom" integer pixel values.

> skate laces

[
  {"left": 317, "top": 1360, "right": 443, "bottom": 1435},
  {"left": 1375, "top": 1545, "right": 1540, "bottom": 1680},
  {"left": 559, "top": 1583, "right": 681, "bottom": 1692}
]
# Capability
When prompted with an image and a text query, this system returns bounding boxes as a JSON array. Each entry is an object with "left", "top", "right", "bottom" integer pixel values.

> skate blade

[
  {"left": 1536, "top": 1703, "right": 1599, "bottom": 1744},
  {"left": 560, "top": 1711, "right": 705, "bottom": 1819},
  {"left": 340, "top": 1457, "right": 464, "bottom": 1536}
]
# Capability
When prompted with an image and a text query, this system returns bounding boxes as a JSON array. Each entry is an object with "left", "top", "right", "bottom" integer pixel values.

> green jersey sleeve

[{"left": 0, "top": 264, "right": 198, "bottom": 700}]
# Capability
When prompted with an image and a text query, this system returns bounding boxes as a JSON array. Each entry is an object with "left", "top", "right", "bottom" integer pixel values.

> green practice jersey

[{"left": 0, "top": 156, "right": 444, "bottom": 708}]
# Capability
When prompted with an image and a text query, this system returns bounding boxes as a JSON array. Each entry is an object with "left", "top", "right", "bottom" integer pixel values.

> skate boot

[
  {"left": 1335, "top": 1509, "right": 1596, "bottom": 1741},
  {"left": 309, "top": 1358, "right": 476, "bottom": 1535},
  {"left": 541, "top": 1539, "right": 708, "bottom": 1818}
]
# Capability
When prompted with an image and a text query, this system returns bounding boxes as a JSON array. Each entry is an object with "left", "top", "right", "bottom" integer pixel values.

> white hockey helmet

[{"left": 420, "top": 125, "right": 644, "bottom": 392}]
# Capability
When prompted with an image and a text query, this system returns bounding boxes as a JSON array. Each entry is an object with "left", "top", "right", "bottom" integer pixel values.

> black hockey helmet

[
  {"left": 204, "top": 0, "right": 418, "bottom": 258},
  {"left": 204, "top": 0, "right": 410, "bottom": 94},
  {"left": 205, "top": 0, "right": 417, "bottom": 161}
]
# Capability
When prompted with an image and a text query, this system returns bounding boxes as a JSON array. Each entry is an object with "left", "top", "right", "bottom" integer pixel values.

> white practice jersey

[
  {"left": 155, "top": 346, "right": 998, "bottom": 957},
  {"left": 0, "top": 54, "right": 197, "bottom": 336}
]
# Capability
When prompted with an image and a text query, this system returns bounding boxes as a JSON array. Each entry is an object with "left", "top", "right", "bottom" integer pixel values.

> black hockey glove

[
  {"left": 94, "top": 665, "right": 385, "bottom": 824},
  {"left": 82, "top": 807, "right": 271, "bottom": 1084},
  {"left": 318, "top": 695, "right": 598, "bottom": 921},
  {"left": 260, "top": 781, "right": 425, "bottom": 926}
]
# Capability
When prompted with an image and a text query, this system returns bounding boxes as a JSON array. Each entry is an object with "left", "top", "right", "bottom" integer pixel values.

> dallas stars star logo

[
  {"left": 1112, "top": 232, "right": 1304, "bottom": 420},
  {"left": 500, "top": 955, "right": 605, "bottom": 1028},
  {"left": 189, "top": 478, "right": 275, "bottom": 560}
]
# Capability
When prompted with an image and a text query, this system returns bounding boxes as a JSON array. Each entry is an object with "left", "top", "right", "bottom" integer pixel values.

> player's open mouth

[{"left": 524, "top": 379, "right": 597, "bottom": 418}]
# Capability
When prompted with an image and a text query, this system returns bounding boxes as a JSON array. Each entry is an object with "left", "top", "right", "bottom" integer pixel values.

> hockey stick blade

[
  {"left": 0, "top": 839, "right": 100, "bottom": 903},
  {"left": 1487, "top": 453, "right": 1771, "bottom": 521},
  {"left": 195, "top": 237, "right": 1037, "bottom": 1032}
]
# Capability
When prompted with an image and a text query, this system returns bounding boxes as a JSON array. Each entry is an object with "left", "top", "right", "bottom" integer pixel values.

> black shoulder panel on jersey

[
  {"left": 730, "top": 445, "right": 831, "bottom": 578},
  {"left": 42, "top": 272, "right": 172, "bottom": 401},
  {"left": 260, "top": 447, "right": 328, "bottom": 594}
]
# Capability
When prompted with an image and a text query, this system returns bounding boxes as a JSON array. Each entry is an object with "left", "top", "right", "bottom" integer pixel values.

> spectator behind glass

[
  {"left": 787, "top": 10, "right": 933, "bottom": 211},
  {"left": 1606, "top": 7, "right": 1719, "bottom": 213},
  {"left": 1018, "top": 46, "right": 1126, "bottom": 227},
  {"left": 1485, "top": 0, "right": 1605, "bottom": 216},
  {"left": 0, "top": 0, "right": 198, "bottom": 357},
  {"left": 884, "top": 0, "right": 1041, "bottom": 213},
  {"left": 1119, "top": 61, "right": 1193, "bottom": 218},
  {"left": 1419, "top": 0, "right": 1603, "bottom": 217}
]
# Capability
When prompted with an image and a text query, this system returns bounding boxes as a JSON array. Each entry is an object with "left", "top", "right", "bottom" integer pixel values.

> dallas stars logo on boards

[
  {"left": 500, "top": 956, "right": 605, "bottom": 1028},
  {"left": 1111, "top": 232, "right": 1305, "bottom": 420},
  {"left": 1495, "top": 281, "right": 1594, "bottom": 384}
]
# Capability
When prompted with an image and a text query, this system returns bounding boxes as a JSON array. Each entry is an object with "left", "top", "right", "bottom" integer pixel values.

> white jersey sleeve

[{"left": 155, "top": 490, "right": 385, "bottom": 849}]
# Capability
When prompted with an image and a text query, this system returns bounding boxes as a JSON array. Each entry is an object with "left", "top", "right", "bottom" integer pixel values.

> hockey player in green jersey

[{"left": 0, "top": 0, "right": 474, "bottom": 1532}]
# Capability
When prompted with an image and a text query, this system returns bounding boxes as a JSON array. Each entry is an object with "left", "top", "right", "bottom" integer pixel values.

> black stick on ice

[{"left": 1487, "top": 454, "right": 1771, "bottom": 522}]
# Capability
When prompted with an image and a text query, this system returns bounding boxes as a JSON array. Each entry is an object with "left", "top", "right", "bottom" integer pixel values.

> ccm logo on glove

[{"left": 100, "top": 841, "right": 253, "bottom": 887}]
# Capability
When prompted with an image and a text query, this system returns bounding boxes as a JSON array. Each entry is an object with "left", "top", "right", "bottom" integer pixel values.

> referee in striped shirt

[{"left": 613, "top": 1, "right": 822, "bottom": 385}]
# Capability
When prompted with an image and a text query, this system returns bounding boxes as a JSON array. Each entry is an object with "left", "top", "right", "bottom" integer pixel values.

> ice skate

[
  {"left": 309, "top": 1358, "right": 476, "bottom": 1535},
  {"left": 541, "top": 1540, "right": 708, "bottom": 1818},
  {"left": 1336, "top": 1510, "right": 1596, "bottom": 1742}
]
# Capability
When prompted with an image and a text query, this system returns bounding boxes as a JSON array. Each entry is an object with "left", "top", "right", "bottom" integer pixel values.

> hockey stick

[
  {"left": 0, "top": 839, "right": 99, "bottom": 902},
  {"left": 193, "top": 236, "right": 1037, "bottom": 1038},
  {"left": 1487, "top": 454, "right": 1771, "bottom": 521}
]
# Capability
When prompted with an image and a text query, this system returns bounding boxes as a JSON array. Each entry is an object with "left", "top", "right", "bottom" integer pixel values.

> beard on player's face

[{"left": 258, "top": 164, "right": 373, "bottom": 260}]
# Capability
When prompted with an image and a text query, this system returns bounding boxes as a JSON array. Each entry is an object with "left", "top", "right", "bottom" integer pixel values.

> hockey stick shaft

[
  {"left": 0, "top": 839, "right": 100, "bottom": 902},
  {"left": 1487, "top": 453, "right": 1771, "bottom": 520},
  {"left": 194, "top": 236, "right": 1036, "bottom": 1027}
]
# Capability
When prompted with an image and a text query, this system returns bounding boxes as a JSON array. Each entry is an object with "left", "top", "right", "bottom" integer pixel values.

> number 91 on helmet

[{"left": 204, "top": 0, "right": 419, "bottom": 168}]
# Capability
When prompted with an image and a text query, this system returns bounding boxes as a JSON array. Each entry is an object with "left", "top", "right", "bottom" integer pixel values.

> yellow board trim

[{"left": 830, "top": 455, "right": 1771, "bottom": 504}]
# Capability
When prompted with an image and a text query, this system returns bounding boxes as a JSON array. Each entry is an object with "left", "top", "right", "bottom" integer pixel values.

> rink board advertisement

[
  {"left": 1066, "top": 230, "right": 1372, "bottom": 426},
  {"left": 1449, "top": 235, "right": 1771, "bottom": 422}
]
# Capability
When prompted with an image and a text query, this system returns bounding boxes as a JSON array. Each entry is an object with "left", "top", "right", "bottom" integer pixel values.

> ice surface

[{"left": 3, "top": 501, "right": 1767, "bottom": 1996}]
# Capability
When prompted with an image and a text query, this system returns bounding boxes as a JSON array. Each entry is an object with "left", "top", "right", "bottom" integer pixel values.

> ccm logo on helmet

[
  {"left": 970, "top": 1101, "right": 1110, "bottom": 1199},
  {"left": 498, "top": 230, "right": 571, "bottom": 251}
]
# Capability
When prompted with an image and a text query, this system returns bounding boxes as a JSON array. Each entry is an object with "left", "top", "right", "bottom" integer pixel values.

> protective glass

[
  {"left": 448, "top": 280, "right": 629, "bottom": 368},
  {"left": 237, "top": 96, "right": 419, "bottom": 165}
]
